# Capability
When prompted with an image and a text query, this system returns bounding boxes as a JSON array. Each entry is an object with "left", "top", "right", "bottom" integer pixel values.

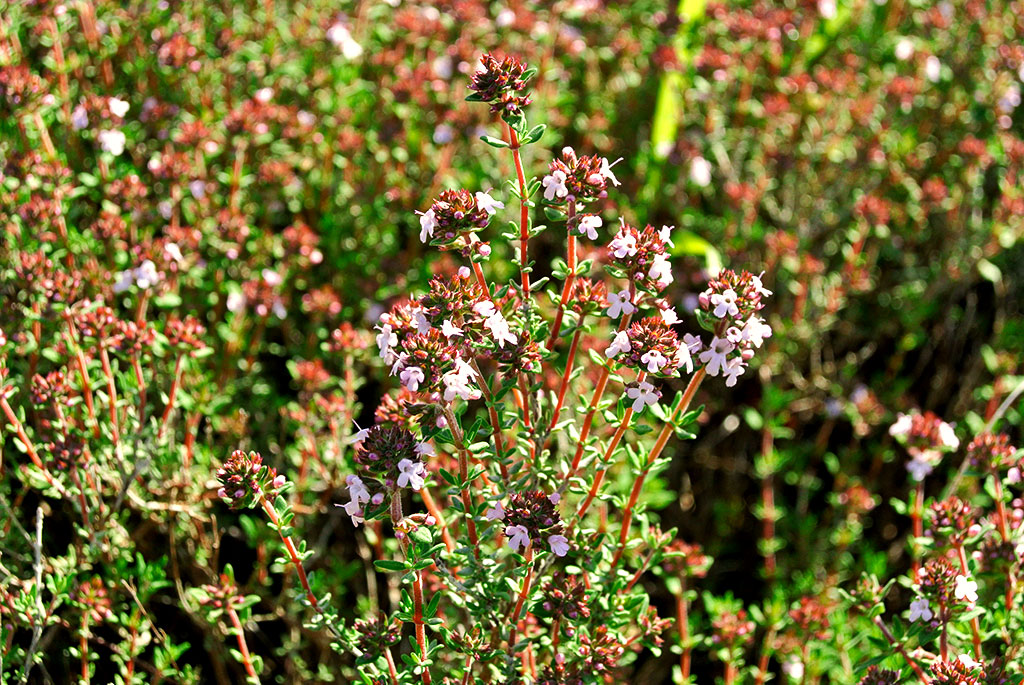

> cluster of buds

[
  {"left": 417, "top": 189, "right": 500, "bottom": 249},
  {"left": 927, "top": 496, "right": 978, "bottom": 547},
  {"left": 489, "top": 491, "right": 569, "bottom": 557},
  {"left": 661, "top": 540, "right": 712, "bottom": 578},
  {"left": 606, "top": 317, "right": 689, "bottom": 377},
  {"left": 197, "top": 573, "right": 244, "bottom": 614},
  {"left": 353, "top": 425, "right": 431, "bottom": 492},
  {"left": 76, "top": 303, "right": 120, "bottom": 343},
  {"left": 72, "top": 577, "right": 114, "bottom": 623},
  {"left": 967, "top": 432, "right": 1018, "bottom": 473},
  {"left": 165, "top": 315, "right": 208, "bottom": 355},
  {"left": 542, "top": 146, "right": 620, "bottom": 204},
  {"left": 538, "top": 572, "right": 590, "bottom": 627},
  {"left": 569, "top": 278, "right": 610, "bottom": 317},
  {"left": 858, "top": 667, "right": 900, "bottom": 685},
  {"left": 889, "top": 410, "right": 960, "bottom": 481},
  {"left": 44, "top": 437, "right": 86, "bottom": 471},
  {"left": 606, "top": 223, "right": 673, "bottom": 293},
  {"left": 352, "top": 615, "right": 402, "bottom": 655},
  {"left": 216, "top": 450, "right": 287, "bottom": 509},
  {"left": 787, "top": 596, "right": 831, "bottom": 640},
  {"left": 234, "top": 270, "right": 287, "bottom": 319},
  {"left": 930, "top": 657, "right": 986, "bottom": 685},
  {"left": 467, "top": 53, "right": 532, "bottom": 118},
  {"left": 710, "top": 607, "right": 756, "bottom": 648},
  {"left": 30, "top": 370, "right": 68, "bottom": 405}
]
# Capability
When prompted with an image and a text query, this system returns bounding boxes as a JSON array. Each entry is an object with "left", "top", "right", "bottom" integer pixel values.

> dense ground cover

[{"left": 1, "top": 0, "right": 1023, "bottom": 683}]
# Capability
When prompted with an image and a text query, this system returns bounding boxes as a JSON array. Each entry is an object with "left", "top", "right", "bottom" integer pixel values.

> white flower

[
  {"left": 648, "top": 253, "right": 673, "bottom": 287},
  {"left": 641, "top": 349, "right": 667, "bottom": 374},
  {"left": 418, "top": 208, "right": 437, "bottom": 243},
  {"left": 473, "top": 300, "right": 496, "bottom": 318},
  {"left": 112, "top": 269, "right": 135, "bottom": 293},
  {"left": 937, "top": 421, "right": 959, "bottom": 450},
  {"left": 606, "top": 290, "right": 635, "bottom": 318},
  {"left": 164, "top": 242, "right": 184, "bottom": 264},
  {"left": 626, "top": 381, "right": 660, "bottom": 413},
  {"left": 699, "top": 336, "right": 735, "bottom": 376},
  {"left": 925, "top": 55, "right": 942, "bottom": 82},
  {"left": 1008, "top": 466, "right": 1021, "bottom": 484},
  {"left": 505, "top": 524, "right": 531, "bottom": 552},
  {"left": 600, "top": 157, "right": 622, "bottom": 186},
  {"left": 817, "top": 0, "right": 836, "bottom": 19},
  {"left": 606, "top": 331, "right": 631, "bottom": 359},
  {"left": 71, "top": 104, "right": 89, "bottom": 130},
  {"left": 397, "top": 459, "right": 427, "bottom": 491},
  {"left": 441, "top": 319, "right": 464, "bottom": 338},
  {"left": 889, "top": 413, "right": 913, "bottom": 438},
  {"left": 389, "top": 352, "right": 408, "bottom": 376},
  {"left": 658, "top": 225, "right": 675, "bottom": 247},
  {"left": 341, "top": 498, "right": 365, "bottom": 526},
  {"left": 226, "top": 291, "right": 246, "bottom": 313},
  {"left": 98, "top": 129, "right": 126, "bottom": 156},
  {"left": 954, "top": 575, "right": 978, "bottom": 603},
  {"left": 262, "top": 269, "right": 283, "bottom": 287},
  {"left": 108, "top": 97, "right": 130, "bottom": 118},
  {"left": 908, "top": 598, "right": 933, "bottom": 622},
  {"left": 683, "top": 333, "right": 703, "bottom": 354},
  {"left": 722, "top": 356, "right": 746, "bottom": 387},
  {"left": 782, "top": 656, "right": 805, "bottom": 681},
  {"left": 609, "top": 231, "right": 638, "bottom": 259},
  {"left": 958, "top": 654, "right": 981, "bottom": 669},
  {"left": 548, "top": 535, "right": 570, "bottom": 557},
  {"left": 675, "top": 342, "right": 694, "bottom": 374},
  {"left": 351, "top": 424, "right": 371, "bottom": 444},
  {"left": 742, "top": 316, "right": 773, "bottom": 348},
  {"left": 542, "top": 169, "right": 569, "bottom": 201},
  {"left": 475, "top": 191, "right": 504, "bottom": 215},
  {"left": 895, "top": 38, "right": 914, "bottom": 61},
  {"left": 750, "top": 272, "right": 773, "bottom": 297},
  {"left": 689, "top": 156, "right": 712, "bottom": 187},
  {"left": 254, "top": 87, "right": 274, "bottom": 104},
  {"left": 134, "top": 260, "right": 160, "bottom": 289},
  {"left": 486, "top": 501, "right": 505, "bottom": 521},
  {"left": 442, "top": 360, "right": 480, "bottom": 402},
  {"left": 415, "top": 442, "right": 434, "bottom": 457},
  {"left": 711, "top": 288, "right": 740, "bottom": 319},
  {"left": 578, "top": 215, "right": 602, "bottom": 240},
  {"left": 326, "top": 22, "right": 363, "bottom": 60},
  {"left": 375, "top": 323, "right": 397, "bottom": 360},
  {"left": 906, "top": 456, "right": 934, "bottom": 482},
  {"left": 414, "top": 310, "right": 431, "bottom": 334},
  {"left": 660, "top": 307, "right": 680, "bottom": 325},
  {"left": 400, "top": 366, "right": 425, "bottom": 391},
  {"left": 189, "top": 179, "right": 206, "bottom": 199},
  {"left": 346, "top": 475, "right": 370, "bottom": 505},
  {"left": 484, "top": 313, "right": 517, "bottom": 348}
]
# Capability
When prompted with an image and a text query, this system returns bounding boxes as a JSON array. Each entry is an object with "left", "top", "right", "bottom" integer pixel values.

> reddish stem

[
  {"left": 259, "top": 498, "right": 320, "bottom": 611},
  {"left": 910, "top": 481, "right": 924, "bottom": 577},
  {"left": 80, "top": 615, "right": 90, "bottom": 684},
  {"left": 442, "top": 406, "right": 480, "bottom": 557},
  {"left": 158, "top": 353, "right": 185, "bottom": 439},
  {"left": 412, "top": 570, "right": 432, "bottom": 685},
  {"left": 508, "top": 546, "right": 535, "bottom": 647},
  {"left": 608, "top": 369, "right": 706, "bottom": 570},
  {"left": 676, "top": 578, "right": 691, "bottom": 682},
  {"left": 548, "top": 328, "right": 583, "bottom": 433},
  {"left": 952, "top": 543, "right": 983, "bottom": 659},
  {"left": 873, "top": 616, "right": 930, "bottom": 683},
  {"left": 507, "top": 124, "right": 530, "bottom": 301},
  {"left": 225, "top": 605, "right": 260, "bottom": 681},
  {"left": 0, "top": 395, "right": 64, "bottom": 494},
  {"left": 547, "top": 200, "right": 578, "bottom": 350},
  {"left": 97, "top": 345, "right": 120, "bottom": 441}
]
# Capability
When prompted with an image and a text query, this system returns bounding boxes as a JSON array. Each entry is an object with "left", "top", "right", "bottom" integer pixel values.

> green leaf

[
  {"left": 373, "top": 559, "right": 409, "bottom": 573},
  {"left": 479, "top": 135, "right": 510, "bottom": 149}
]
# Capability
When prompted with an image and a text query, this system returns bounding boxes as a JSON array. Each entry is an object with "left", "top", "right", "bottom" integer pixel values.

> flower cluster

[
  {"left": 216, "top": 450, "right": 287, "bottom": 509},
  {"left": 417, "top": 189, "right": 498, "bottom": 249},
  {"left": 967, "top": 432, "right": 1018, "bottom": 472},
  {"left": 889, "top": 410, "right": 960, "bottom": 481},
  {"left": 490, "top": 491, "right": 568, "bottom": 557},
  {"left": 606, "top": 222, "right": 673, "bottom": 293},
  {"left": 353, "top": 425, "right": 430, "bottom": 493},
  {"left": 467, "top": 53, "right": 532, "bottom": 118},
  {"left": 541, "top": 147, "right": 619, "bottom": 204},
  {"left": 606, "top": 317, "right": 687, "bottom": 376}
]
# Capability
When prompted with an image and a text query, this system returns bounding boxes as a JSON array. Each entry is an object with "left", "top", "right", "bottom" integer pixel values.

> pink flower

[
  {"left": 505, "top": 524, "right": 531, "bottom": 552},
  {"left": 548, "top": 535, "right": 570, "bottom": 557}
]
